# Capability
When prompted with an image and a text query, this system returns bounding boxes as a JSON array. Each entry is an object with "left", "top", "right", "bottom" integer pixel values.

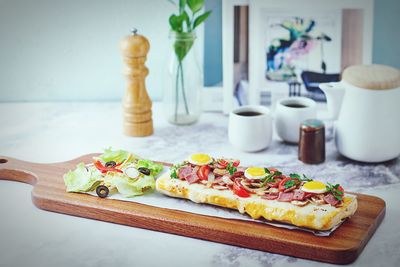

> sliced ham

[
  {"left": 277, "top": 192, "right": 294, "bottom": 202},
  {"left": 263, "top": 193, "right": 279, "bottom": 200},
  {"left": 292, "top": 190, "right": 306, "bottom": 201},
  {"left": 185, "top": 172, "right": 199, "bottom": 184},
  {"left": 284, "top": 185, "right": 297, "bottom": 193},
  {"left": 178, "top": 166, "right": 192, "bottom": 180},
  {"left": 177, "top": 166, "right": 200, "bottom": 184},
  {"left": 323, "top": 193, "right": 340, "bottom": 206},
  {"left": 231, "top": 171, "right": 244, "bottom": 178}
]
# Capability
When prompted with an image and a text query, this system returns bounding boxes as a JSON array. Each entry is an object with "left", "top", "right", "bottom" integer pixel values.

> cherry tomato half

[
  {"left": 233, "top": 179, "right": 250, "bottom": 198},
  {"left": 338, "top": 185, "right": 345, "bottom": 196},
  {"left": 218, "top": 159, "right": 229, "bottom": 168},
  {"left": 232, "top": 160, "right": 240, "bottom": 167},
  {"left": 197, "top": 165, "right": 211, "bottom": 181}
]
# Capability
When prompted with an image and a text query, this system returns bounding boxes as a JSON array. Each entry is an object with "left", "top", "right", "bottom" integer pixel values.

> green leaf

[
  {"left": 110, "top": 174, "right": 155, "bottom": 197},
  {"left": 182, "top": 10, "right": 191, "bottom": 30},
  {"left": 193, "top": 10, "right": 211, "bottom": 29},
  {"left": 264, "top": 168, "right": 271, "bottom": 174},
  {"left": 137, "top": 159, "right": 163, "bottom": 176},
  {"left": 273, "top": 171, "right": 282, "bottom": 176},
  {"left": 302, "top": 174, "right": 313, "bottom": 182},
  {"left": 284, "top": 180, "right": 297, "bottom": 189},
  {"left": 170, "top": 163, "right": 185, "bottom": 179},
  {"left": 94, "top": 148, "right": 134, "bottom": 164},
  {"left": 326, "top": 182, "right": 344, "bottom": 201},
  {"left": 179, "top": 0, "right": 187, "bottom": 14},
  {"left": 171, "top": 171, "right": 178, "bottom": 179},
  {"left": 169, "top": 14, "right": 184, "bottom": 32},
  {"left": 187, "top": 0, "right": 204, "bottom": 13},
  {"left": 63, "top": 163, "right": 102, "bottom": 192},
  {"left": 289, "top": 173, "right": 301, "bottom": 179}
]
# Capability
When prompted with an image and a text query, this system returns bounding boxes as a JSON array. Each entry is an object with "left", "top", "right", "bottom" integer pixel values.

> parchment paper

[{"left": 88, "top": 168, "right": 354, "bottom": 236}]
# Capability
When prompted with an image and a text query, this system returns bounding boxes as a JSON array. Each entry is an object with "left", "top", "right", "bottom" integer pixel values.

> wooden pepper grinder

[{"left": 120, "top": 28, "right": 153, "bottom": 136}]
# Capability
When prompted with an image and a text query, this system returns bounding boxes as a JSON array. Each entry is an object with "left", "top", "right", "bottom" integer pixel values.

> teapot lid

[{"left": 342, "top": 64, "right": 400, "bottom": 90}]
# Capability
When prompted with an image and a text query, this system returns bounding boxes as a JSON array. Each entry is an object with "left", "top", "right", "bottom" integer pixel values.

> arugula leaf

[
  {"left": 326, "top": 182, "right": 344, "bottom": 201},
  {"left": 302, "top": 174, "right": 313, "bottom": 182},
  {"left": 260, "top": 170, "right": 282, "bottom": 187},
  {"left": 264, "top": 168, "right": 271, "bottom": 174},
  {"left": 284, "top": 180, "right": 297, "bottom": 189},
  {"left": 289, "top": 173, "right": 300, "bottom": 179},
  {"left": 226, "top": 162, "right": 237, "bottom": 175},
  {"left": 170, "top": 163, "right": 185, "bottom": 179},
  {"left": 289, "top": 173, "right": 313, "bottom": 182}
]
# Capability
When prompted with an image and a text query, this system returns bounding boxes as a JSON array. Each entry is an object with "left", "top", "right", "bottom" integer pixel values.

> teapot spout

[{"left": 319, "top": 82, "right": 345, "bottom": 120}]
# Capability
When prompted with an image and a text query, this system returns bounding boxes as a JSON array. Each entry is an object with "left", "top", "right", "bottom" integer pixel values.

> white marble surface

[{"left": 0, "top": 102, "right": 399, "bottom": 267}]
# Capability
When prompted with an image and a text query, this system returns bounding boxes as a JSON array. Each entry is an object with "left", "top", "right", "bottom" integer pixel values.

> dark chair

[
  {"left": 288, "top": 81, "right": 301, "bottom": 96},
  {"left": 301, "top": 71, "right": 340, "bottom": 101}
]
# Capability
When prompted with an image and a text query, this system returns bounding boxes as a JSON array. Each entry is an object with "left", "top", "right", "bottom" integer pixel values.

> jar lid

[
  {"left": 301, "top": 119, "right": 324, "bottom": 132},
  {"left": 342, "top": 64, "right": 400, "bottom": 90}
]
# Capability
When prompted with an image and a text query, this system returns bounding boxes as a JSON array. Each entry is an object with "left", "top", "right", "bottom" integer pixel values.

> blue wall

[
  {"left": 373, "top": 0, "right": 400, "bottom": 68},
  {"left": 204, "top": 0, "right": 400, "bottom": 86},
  {"left": 204, "top": 0, "right": 222, "bottom": 86}
]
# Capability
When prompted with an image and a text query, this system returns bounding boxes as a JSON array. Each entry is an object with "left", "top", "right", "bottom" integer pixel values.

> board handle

[{"left": 0, "top": 156, "right": 38, "bottom": 185}]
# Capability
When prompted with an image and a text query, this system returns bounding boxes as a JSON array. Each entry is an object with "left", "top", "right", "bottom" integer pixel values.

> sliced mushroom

[
  {"left": 291, "top": 200, "right": 310, "bottom": 207},
  {"left": 221, "top": 175, "right": 234, "bottom": 185},
  {"left": 213, "top": 168, "right": 229, "bottom": 176},
  {"left": 268, "top": 187, "right": 279, "bottom": 194},
  {"left": 212, "top": 185, "right": 229, "bottom": 190}
]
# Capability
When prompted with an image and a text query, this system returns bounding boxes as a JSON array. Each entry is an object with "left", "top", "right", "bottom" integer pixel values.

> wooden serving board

[{"left": 0, "top": 154, "right": 385, "bottom": 264}]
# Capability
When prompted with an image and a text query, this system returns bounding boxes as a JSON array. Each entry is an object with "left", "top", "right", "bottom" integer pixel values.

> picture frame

[{"left": 248, "top": 0, "right": 374, "bottom": 107}]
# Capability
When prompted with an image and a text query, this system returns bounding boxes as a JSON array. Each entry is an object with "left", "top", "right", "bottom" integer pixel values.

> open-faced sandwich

[
  {"left": 156, "top": 153, "right": 358, "bottom": 231},
  {"left": 64, "top": 148, "right": 163, "bottom": 198}
]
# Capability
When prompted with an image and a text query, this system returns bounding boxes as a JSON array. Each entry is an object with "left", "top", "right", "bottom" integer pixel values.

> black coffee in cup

[
  {"left": 283, "top": 103, "right": 307, "bottom": 108},
  {"left": 235, "top": 111, "right": 263, "bottom": 116}
]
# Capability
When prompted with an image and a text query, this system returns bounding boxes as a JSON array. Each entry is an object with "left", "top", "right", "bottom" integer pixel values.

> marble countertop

[{"left": 0, "top": 102, "right": 399, "bottom": 267}]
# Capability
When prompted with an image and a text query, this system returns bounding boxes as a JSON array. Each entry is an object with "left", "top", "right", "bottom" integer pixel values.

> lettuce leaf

[
  {"left": 63, "top": 163, "right": 102, "bottom": 192},
  {"left": 110, "top": 174, "right": 155, "bottom": 197},
  {"left": 137, "top": 159, "right": 163, "bottom": 176},
  {"left": 95, "top": 148, "right": 135, "bottom": 163}
]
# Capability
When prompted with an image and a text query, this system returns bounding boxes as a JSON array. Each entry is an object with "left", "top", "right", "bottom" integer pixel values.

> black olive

[
  {"left": 105, "top": 161, "right": 116, "bottom": 168},
  {"left": 138, "top": 167, "right": 151, "bottom": 176},
  {"left": 96, "top": 185, "right": 109, "bottom": 198}
]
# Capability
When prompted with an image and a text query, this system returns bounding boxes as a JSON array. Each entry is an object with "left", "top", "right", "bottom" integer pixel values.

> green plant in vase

[{"left": 167, "top": 0, "right": 211, "bottom": 123}]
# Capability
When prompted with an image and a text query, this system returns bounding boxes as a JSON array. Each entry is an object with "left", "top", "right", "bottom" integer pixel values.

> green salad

[{"left": 63, "top": 148, "right": 163, "bottom": 198}]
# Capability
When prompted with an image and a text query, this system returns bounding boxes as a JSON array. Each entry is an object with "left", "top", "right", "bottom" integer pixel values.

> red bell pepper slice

[{"left": 94, "top": 161, "right": 123, "bottom": 174}]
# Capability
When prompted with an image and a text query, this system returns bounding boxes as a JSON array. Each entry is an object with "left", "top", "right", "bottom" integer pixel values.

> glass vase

[{"left": 163, "top": 32, "right": 202, "bottom": 125}]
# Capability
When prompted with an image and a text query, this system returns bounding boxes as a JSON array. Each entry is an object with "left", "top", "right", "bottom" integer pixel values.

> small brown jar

[{"left": 298, "top": 119, "right": 325, "bottom": 164}]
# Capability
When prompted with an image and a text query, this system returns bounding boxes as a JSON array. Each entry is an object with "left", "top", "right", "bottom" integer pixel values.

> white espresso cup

[
  {"left": 275, "top": 97, "right": 317, "bottom": 143},
  {"left": 229, "top": 105, "right": 272, "bottom": 152}
]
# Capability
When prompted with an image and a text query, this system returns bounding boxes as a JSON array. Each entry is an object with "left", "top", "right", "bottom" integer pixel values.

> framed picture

[{"left": 248, "top": 0, "right": 374, "bottom": 107}]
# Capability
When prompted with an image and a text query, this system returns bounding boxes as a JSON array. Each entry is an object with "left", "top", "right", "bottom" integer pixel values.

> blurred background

[{"left": 0, "top": 0, "right": 399, "bottom": 102}]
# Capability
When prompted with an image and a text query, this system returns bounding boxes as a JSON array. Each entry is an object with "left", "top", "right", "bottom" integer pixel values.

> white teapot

[{"left": 319, "top": 65, "right": 400, "bottom": 162}]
